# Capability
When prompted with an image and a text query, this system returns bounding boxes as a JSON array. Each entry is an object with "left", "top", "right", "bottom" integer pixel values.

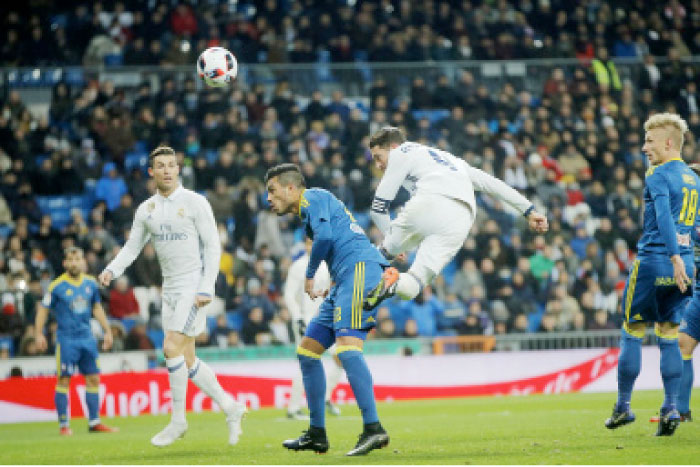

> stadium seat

[
  {"left": 206, "top": 315, "right": 217, "bottom": 335},
  {"left": 124, "top": 152, "right": 149, "bottom": 173},
  {"left": 0, "top": 225, "right": 13, "bottom": 238},
  {"left": 411, "top": 110, "right": 450, "bottom": 126},
  {"left": 0, "top": 336, "right": 14, "bottom": 357},
  {"left": 104, "top": 54, "right": 124, "bottom": 67},
  {"left": 121, "top": 318, "right": 136, "bottom": 334},
  {"left": 64, "top": 68, "right": 85, "bottom": 86},
  {"left": 226, "top": 311, "right": 244, "bottom": 332},
  {"left": 147, "top": 328, "right": 164, "bottom": 349}
]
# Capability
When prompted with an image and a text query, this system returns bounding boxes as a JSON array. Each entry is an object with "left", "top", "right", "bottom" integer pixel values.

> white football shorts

[
  {"left": 161, "top": 271, "right": 208, "bottom": 337},
  {"left": 383, "top": 192, "right": 475, "bottom": 284}
]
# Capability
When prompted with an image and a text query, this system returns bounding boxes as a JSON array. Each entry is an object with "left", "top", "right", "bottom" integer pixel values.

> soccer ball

[{"left": 197, "top": 47, "right": 238, "bottom": 87}]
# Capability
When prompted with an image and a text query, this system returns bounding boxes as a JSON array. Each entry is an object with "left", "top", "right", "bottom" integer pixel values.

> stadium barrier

[
  {"left": 3, "top": 346, "right": 697, "bottom": 424},
  {"left": 4, "top": 56, "right": 698, "bottom": 109},
  {"left": 0, "top": 350, "right": 150, "bottom": 379}
]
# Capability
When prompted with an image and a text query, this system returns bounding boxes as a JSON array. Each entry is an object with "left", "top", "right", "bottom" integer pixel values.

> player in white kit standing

[
  {"left": 283, "top": 238, "right": 344, "bottom": 420},
  {"left": 364, "top": 127, "right": 549, "bottom": 309},
  {"left": 98, "top": 146, "right": 246, "bottom": 447}
]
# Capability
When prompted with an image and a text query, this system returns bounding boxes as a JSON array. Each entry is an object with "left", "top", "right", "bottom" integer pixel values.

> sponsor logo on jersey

[{"left": 153, "top": 223, "right": 188, "bottom": 242}]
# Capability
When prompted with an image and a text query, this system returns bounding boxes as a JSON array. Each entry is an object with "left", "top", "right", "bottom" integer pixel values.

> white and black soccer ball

[{"left": 196, "top": 47, "right": 238, "bottom": 88}]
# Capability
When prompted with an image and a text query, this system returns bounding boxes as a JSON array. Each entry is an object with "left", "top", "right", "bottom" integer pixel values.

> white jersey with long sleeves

[
  {"left": 284, "top": 254, "right": 331, "bottom": 324},
  {"left": 105, "top": 185, "right": 221, "bottom": 296},
  {"left": 370, "top": 142, "right": 533, "bottom": 234}
]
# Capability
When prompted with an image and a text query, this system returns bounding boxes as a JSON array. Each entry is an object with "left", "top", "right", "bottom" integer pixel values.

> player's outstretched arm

[
  {"left": 466, "top": 164, "right": 534, "bottom": 215},
  {"left": 92, "top": 303, "right": 113, "bottom": 351},
  {"left": 102, "top": 205, "right": 151, "bottom": 283}
]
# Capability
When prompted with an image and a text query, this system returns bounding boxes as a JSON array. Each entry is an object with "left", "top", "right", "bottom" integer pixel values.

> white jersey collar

[{"left": 157, "top": 184, "right": 183, "bottom": 202}]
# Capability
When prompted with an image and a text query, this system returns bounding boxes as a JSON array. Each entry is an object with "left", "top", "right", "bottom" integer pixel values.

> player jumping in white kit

[
  {"left": 283, "top": 238, "right": 344, "bottom": 420},
  {"left": 364, "top": 127, "right": 549, "bottom": 309},
  {"left": 98, "top": 146, "right": 246, "bottom": 447}
]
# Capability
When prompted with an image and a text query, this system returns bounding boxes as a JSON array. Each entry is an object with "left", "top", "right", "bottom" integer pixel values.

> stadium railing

[{"left": 3, "top": 56, "right": 698, "bottom": 103}]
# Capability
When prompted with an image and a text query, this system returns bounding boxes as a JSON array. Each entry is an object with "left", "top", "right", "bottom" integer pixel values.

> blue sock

[
  {"left": 658, "top": 336, "right": 682, "bottom": 412},
  {"left": 679, "top": 356, "right": 693, "bottom": 414},
  {"left": 337, "top": 348, "right": 379, "bottom": 425},
  {"left": 298, "top": 350, "right": 326, "bottom": 429},
  {"left": 55, "top": 387, "right": 69, "bottom": 427},
  {"left": 616, "top": 327, "right": 642, "bottom": 411},
  {"left": 86, "top": 387, "right": 100, "bottom": 426}
]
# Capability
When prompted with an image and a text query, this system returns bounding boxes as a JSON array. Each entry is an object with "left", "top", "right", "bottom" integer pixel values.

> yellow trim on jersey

[
  {"left": 86, "top": 386, "right": 100, "bottom": 393},
  {"left": 655, "top": 328, "right": 679, "bottom": 340},
  {"left": 646, "top": 157, "right": 685, "bottom": 177},
  {"left": 623, "top": 322, "right": 645, "bottom": 338},
  {"left": 49, "top": 272, "right": 90, "bottom": 292},
  {"left": 682, "top": 354, "right": 693, "bottom": 360},
  {"left": 56, "top": 343, "right": 61, "bottom": 378},
  {"left": 55, "top": 386, "right": 68, "bottom": 394},
  {"left": 298, "top": 189, "right": 309, "bottom": 217},
  {"left": 624, "top": 260, "right": 640, "bottom": 323},
  {"left": 351, "top": 262, "right": 365, "bottom": 329},
  {"left": 336, "top": 345, "right": 363, "bottom": 354},
  {"left": 296, "top": 346, "right": 321, "bottom": 359}
]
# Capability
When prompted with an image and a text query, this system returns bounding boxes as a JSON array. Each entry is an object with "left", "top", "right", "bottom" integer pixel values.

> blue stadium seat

[
  {"left": 64, "top": 69, "right": 85, "bottom": 86},
  {"left": 0, "top": 336, "right": 14, "bottom": 357},
  {"left": 226, "top": 311, "right": 244, "bottom": 331},
  {"left": 316, "top": 50, "right": 334, "bottom": 83},
  {"left": 104, "top": 54, "right": 124, "bottom": 67},
  {"left": 147, "top": 328, "right": 164, "bottom": 349},
  {"left": 124, "top": 152, "right": 149, "bottom": 173},
  {"left": 206, "top": 315, "right": 217, "bottom": 335},
  {"left": 204, "top": 149, "right": 219, "bottom": 165},
  {"left": 0, "top": 225, "right": 13, "bottom": 238},
  {"left": 411, "top": 110, "right": 450, "bottom": 126}
]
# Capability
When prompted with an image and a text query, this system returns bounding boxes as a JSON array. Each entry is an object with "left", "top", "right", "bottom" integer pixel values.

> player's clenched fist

[
  {"left": 98, "top": 269, "right": 113, "bottom": 287},
  {"left": 527, "top": 211, "right": 549, "bottom": 234}
]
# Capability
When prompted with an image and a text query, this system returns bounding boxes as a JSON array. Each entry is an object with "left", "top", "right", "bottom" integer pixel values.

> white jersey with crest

[
  {"left": 370, "top": 141, "right": 533, "bottom": 234},
  {"left": 105, "top": 185, "right": 221, "bottom": 296},
  {"left": 284, "top": 254, "right": 331, "bottom": 325}
]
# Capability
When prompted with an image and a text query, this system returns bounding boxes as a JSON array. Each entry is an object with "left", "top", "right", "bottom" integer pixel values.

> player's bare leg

[
  {"left": 85, "top": 374, "right": 118, "bottom": 433},
  {"left": 151, "top": 331, "right": 190, "bottom": 447},
  {"left": 185, "top": 339, "right": 247, "bottom": 445}
]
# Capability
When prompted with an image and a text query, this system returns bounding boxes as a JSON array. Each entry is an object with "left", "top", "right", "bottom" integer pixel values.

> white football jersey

[
  {"left": 371, "top": 141, "right": 533, "bottom": 233},
  {"left": 284, "top": 254, "right": 331, "bottom": 324},
  {"left": 105, "top": 185, "right": 221, "bottom": 296}
]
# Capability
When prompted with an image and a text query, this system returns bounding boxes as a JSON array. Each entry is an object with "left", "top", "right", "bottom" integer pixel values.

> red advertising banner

[{"left": 0, "top": 348, "right": 619, "bottom": 422}]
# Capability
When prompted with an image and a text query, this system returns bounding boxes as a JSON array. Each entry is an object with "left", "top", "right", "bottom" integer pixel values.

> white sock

[
  {"left": 288, "top": 371, "right": 304, "bottom": 413},
  {"left": 396, "top": 272, "right": 421, "bottom": 300},
  {"left": 188, "top": 358, "right": 228, "bottom": 408},
  {"left": 325, "top": 361, "right": 344, "bottom": 401},
  {"left": 166, "top": 356, "right": 188, "bottom": 425}
]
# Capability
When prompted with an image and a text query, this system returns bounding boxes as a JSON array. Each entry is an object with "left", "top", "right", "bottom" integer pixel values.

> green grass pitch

[{"left": 1, "top": 390, "right": 697, "bottom": 464}]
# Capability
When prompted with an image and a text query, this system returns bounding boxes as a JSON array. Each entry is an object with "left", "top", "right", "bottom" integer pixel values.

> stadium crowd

[{"left": 2, "top": 0, "right": 700, "bottom": 357}]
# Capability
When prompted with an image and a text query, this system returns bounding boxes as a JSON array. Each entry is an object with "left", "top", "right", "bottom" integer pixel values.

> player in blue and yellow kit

[
  {"left": 605, "top": 113, "right": 696, "bottom": 436},
  {"left": 265, "top": 163, "right": 390, "bottom": 456},
  {"left": 676, "top": 163, "right": 700, "bottom": 422},
  {"left": 34, "top": 247, "right": 117, "bottom": 436}
]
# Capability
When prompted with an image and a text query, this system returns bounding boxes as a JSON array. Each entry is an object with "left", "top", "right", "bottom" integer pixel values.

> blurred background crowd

[{"left": 2, "top": 0, "right": 700, "bottom": 358}]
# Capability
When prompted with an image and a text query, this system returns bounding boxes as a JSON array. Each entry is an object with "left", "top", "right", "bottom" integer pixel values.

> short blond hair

[{"left": 644, "top": 112, "right": 689, "bottom": 149}]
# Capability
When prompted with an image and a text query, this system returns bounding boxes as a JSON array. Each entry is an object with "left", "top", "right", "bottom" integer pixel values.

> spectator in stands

[
  {"left": 108, "top": 276, "right": 140, "bottom": 320},
  {"left": 241, "top": 306, "right": 272, "bottom": 346},
  {"left": 124, "top": 318, "right": 154, "bottom": 350},
  {"left": 209, "top": 314, "right": 231, "bottom": 349},
  {"left": 207, "top": 177, "right": 234, "bottom": 223},
  {"left": 95, "top": 162, "right": 128, "bottom": 211}
]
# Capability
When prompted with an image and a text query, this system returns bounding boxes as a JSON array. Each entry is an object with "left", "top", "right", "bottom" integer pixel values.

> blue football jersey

[
  {"left": 42, "top": 273, "right": 101, "bottom": 339},
  {"left": 299, "top": 188, "right": 388, "bottom": 280},
  {"left": 638, "top": 159, "right": 700, "bottom": 258}
]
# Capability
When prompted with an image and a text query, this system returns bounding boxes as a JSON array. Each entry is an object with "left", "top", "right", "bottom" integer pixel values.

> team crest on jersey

[
  {"left": 177, "top": 207, "right": 185, "bottom": 218},
  {"left": 147, "top": 202, "right": 156, "bottom": 212},
  {"left": 66, "top": 289, "right": 73, "bottom": 296}
]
